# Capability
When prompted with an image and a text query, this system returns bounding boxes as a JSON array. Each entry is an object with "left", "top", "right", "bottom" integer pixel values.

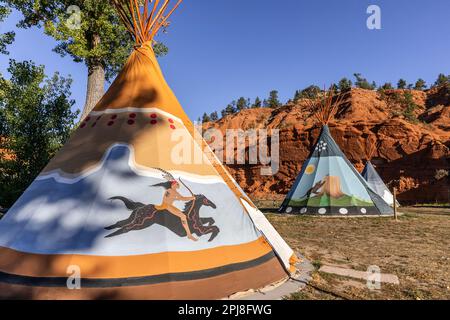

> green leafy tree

[
  {"left": 266, "top": 90, "right": 281, "bottom": 108},
  {"left": 414, "top": 79, "right": 427, "bottom": 91},
  {"left": 252, "top": 97, "right": 262, "bottom": 108},
  {"left": 353, "top": 73, "right": 375, "bottom": 90},
  {"left": 0, "top": 5, "right": 15, "bottom": 55},
  {"left": 397, "top": 79, "right": 407, "bottom": 89},
  {"left": 0, "top": 60, "right": 78, "bottom": 207},
  {"left": 3, "top": 0, "right": 168, "bottom": 118},
  {"left": 338, "top": 78, "right": 352, "bottom": 92}
]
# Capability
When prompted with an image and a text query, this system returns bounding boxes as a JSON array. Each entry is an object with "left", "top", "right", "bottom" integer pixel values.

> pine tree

[
  {"left": 353, "top": 73, "right": 375, "bottom": 90},
  {"left": 338, "top": 78, "right": 352, "bottom": 92},
  {"left": 433, "top": 74, "right": 450, "bottom": 87},
  {"left": 397, "top": 79, "right": 407, "bottom": 89},
  {"left": 210, "top": 111, "right": 219, "bottom": 121},
  {"left": 300, "top": 86, "right": 321, "bottom": 99},
  {"left": 236, "top": 97, "right": 249, "bottom": 111},
  {"left": 293, "top": 90, "right": 301, "bottom": 102},
  {"left": 202, "top": 113, "right": 211, "bottom": 123},
  {"left": 266, "top": 90, "right": 281, "bottom": 108},
  {"left": 414, "top": 79, "right": 427, "bottom": 91},
  {"left": 381, "top": 82, "right": 394, "bottom": 90},
  {"left": 252, "top": 97, "right": 262, "bottom": 108}
]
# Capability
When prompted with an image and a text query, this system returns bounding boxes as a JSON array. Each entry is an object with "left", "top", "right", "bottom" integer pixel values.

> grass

[{"left": 267, "top": 206, "right": 450, "bottom": 300}]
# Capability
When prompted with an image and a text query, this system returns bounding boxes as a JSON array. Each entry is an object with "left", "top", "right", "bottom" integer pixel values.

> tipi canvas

[
  {"left": 362, "top": 161, "right": 398, "bottom": 207},
  {"left": 0, "top": 0, "right": 295, "bottom": 300},
  {"left": 279, "top": 90, "right": 394, "bottom": 216}
]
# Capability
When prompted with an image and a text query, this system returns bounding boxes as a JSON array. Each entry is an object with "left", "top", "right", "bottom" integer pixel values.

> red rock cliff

[{"left": 205, "top": 87, "right": 450, "bottom": 204}]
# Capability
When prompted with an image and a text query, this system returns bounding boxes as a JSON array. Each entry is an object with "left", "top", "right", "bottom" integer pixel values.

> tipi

[
  {"left": 279, "top": 90, "right": 394, "bottom": 216},
  {"left": 362, "top": 143, "right": 399, "bottom": 207},
  {"left": 0, "top": 0, "right": 296, "bottom": 300}
]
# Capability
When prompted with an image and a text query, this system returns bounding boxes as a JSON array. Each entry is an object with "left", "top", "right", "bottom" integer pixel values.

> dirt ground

[{"left": 266, "top": 207, "right": 450, "bottom": 300}]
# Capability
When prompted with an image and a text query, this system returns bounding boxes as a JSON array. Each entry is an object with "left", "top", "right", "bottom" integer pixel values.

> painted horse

[{"left": 105, "top": 193, "right": 220, "bottom": 242}]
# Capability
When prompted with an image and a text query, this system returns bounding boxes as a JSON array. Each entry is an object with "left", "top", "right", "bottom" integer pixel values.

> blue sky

[{"left": 1, "top": 0, "right": 449, "bottom": 120}]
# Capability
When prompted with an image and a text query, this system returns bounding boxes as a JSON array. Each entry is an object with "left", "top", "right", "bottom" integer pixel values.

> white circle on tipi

[
  {"left": 318, "top": 208, "right": 327, "bottom": 215},
  {"left": 286, "top": 207, "right": 293, "bottom": 214},
  {"left": 339, "top": 208, "right": 348, "bottom": 215},
  {"left": 360, "top": 208, "right": 367, "bottom": 214},
  {"left": 300, "top": 208, "right": 307, "bottom": 214}
]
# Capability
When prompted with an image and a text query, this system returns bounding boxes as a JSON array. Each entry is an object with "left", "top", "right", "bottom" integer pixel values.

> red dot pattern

[{"left": 80, "top": 112, "right": 178, "bottom": 129}]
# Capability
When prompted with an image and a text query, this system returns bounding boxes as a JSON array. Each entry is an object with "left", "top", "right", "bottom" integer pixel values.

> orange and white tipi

[{"left": 0, "top": 0, "right": 296, "bottom": 300}]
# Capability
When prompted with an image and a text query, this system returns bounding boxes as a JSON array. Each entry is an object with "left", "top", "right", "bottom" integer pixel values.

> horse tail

[{"left": 109, "top": 196, "right": 144, "bottom": 211}]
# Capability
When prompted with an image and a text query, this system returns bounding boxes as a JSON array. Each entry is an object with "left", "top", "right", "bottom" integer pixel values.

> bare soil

[{"left": 267, "top": 207, "right": 450, "bottom": 300}]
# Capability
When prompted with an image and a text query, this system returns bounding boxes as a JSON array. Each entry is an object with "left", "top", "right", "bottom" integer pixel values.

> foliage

[
  {"left": 2, "top": 0, "right": 168, "bottom": 80},
  {"left": 380, "top": 82, "right": 394, "bottom": 90},
  {"left": 0, "top": 60, "right": 78, "bottom": 207},
  {"left": 209, "top": 111, "right": 218, "bottom": 121},
  {"left": 397, "top": 79, "right": 407, "bottom": 89},
  {"left": 338, "top": 78, "right": 352, "bottom": 92},
  {"left": 201, "top": 112, "right": 211, "bottom": 123},
  {"left": 401, "top": 92, "right": 419, "bottom": 123},
  {"left": 414, "top": 79, "right": 427, "bottom": 91},
  {"left": 236, "top": 97, "right": 250, "bottom": 111},
  {"left": 266, "top": 90, "right": 281, "bottom": 108},
  {"left": 433, "top": 73, "right": 450, "bottom": 88},
  {"left": 353, "top": 73, "right": 376, "bottom": 90},
  {"left": 295, "top": 85, "right": 321, "bottom": 100},
  {"left": 252, "top": 97, "right": 262, "bottom": 108},
  {"left": 0, "top": 5, "right": 15, "bottom": 55}
]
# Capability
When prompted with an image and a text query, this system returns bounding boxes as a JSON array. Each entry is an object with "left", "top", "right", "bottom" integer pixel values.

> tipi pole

[{"left": 393, "top": 187, "right": 398, "bottom": 221}]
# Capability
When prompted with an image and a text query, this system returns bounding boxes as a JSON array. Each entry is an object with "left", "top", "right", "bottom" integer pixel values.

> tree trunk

[{"left": 80, "top": 34, "right": 105, "bottom": 120}]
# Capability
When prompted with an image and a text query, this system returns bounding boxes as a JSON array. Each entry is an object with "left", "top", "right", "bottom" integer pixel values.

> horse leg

[
  {"left": 105, "top": 225, "right": 133, "bottom": 238},
  {"left": 200, "top": 217, "right": 215, "bottom": 226},
  {"left": 105, "top": 218, "right": 132, "bottom": 230},
  {"left": 206, "top": 226, "right": 220, "bottom": 242}
]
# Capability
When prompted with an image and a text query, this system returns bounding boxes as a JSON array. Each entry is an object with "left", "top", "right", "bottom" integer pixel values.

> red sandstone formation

[{"left": 205, "top": 87, "right": 450, "bottom": 203}]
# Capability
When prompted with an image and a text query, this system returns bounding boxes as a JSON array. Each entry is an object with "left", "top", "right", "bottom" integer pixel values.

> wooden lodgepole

[{"left": 393, "top": 187, "right": 398, "bottom": 221}]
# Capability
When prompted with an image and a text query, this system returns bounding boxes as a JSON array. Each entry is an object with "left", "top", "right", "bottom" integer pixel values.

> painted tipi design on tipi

[
  {"left": 362, "top": 143, "right": 399, "bottom": 207},
  {"left": 279, "top": 90, "right": 394, "bottom": 216},
  {"left": 0, "top": 0, "right": 295, "bottom": 300}
]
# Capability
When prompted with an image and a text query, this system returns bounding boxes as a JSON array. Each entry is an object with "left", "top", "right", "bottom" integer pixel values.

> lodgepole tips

[
  {"left": 305, "top": 87, "right": 347, "bottom": 126},
  {"left": 112, "top": 0, "right": 183, "bottom": 44}
]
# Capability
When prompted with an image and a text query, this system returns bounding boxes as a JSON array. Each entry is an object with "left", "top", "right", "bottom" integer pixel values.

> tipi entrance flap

[{"left": 240, "top": 199, "right": 295, "bottom": 272}]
